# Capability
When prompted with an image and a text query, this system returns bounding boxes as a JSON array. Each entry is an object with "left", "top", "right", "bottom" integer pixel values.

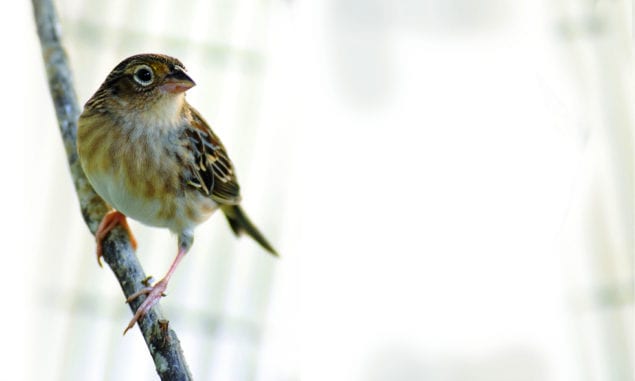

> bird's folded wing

[{"left": 182, "top": 107, "right": 242, "bottom": 205}]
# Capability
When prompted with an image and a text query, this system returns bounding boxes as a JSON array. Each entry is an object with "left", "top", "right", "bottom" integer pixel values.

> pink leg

[
  {"left": 95, "top": 211, "right": 138, "bottom": 267},
  {"left": 123, "top": 246, "right": 188, "bottom": 335}
]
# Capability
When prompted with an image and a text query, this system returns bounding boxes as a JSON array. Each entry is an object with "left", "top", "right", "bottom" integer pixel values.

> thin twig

[{"left": 32, "top": 0, "right": 193, "bottom": 379}]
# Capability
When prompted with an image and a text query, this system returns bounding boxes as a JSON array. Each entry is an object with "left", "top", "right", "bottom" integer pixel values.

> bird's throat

[{"left": 133, "top": 93, "right": 187, "bottom": 130}]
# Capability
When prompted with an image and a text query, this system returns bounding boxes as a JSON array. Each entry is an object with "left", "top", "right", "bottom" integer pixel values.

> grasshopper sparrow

[{"left": 77, "top": 53, "right": 277, "bottom": 333}]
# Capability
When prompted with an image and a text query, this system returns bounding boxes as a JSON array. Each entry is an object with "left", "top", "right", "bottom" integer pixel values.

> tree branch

[{"left": 32, "top": 0, "right": 193, "bottom": 379}]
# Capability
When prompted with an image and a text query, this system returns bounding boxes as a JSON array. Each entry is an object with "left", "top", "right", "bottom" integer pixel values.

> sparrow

[{"left": 77, "top": 53, "right": 277, "bottom": 334}]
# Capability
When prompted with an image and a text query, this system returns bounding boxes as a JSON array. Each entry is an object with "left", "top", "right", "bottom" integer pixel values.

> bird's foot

[
  {"left": 95, "top": 211, "right": 138, "bottom": 267},
  {"left": 123, "top": 278, "right": 168, "bottom": 335}
]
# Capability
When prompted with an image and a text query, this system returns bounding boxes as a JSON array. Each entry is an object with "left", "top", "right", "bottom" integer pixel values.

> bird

[{"left": 77, "top": 53, "right": 277, "bottom": 334}]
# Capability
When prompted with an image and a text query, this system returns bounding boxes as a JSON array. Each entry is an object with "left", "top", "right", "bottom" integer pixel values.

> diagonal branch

[{"left": 32, "top": 0, "right": 193, "bottom": 379}]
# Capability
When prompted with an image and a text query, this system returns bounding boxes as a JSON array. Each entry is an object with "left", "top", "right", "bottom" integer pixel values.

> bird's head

[{"left": 87, "top": 54, "right": 196, "bottom": 122}]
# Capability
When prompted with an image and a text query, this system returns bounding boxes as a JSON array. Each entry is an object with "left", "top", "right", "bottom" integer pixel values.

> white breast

[{"left": 87, "top": 170, "right": 168, "bottom": 228}]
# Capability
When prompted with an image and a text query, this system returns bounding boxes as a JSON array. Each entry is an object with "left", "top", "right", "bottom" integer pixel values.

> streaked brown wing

[{"left": 182, "top": 106, "right": 241, "bottom": 205}]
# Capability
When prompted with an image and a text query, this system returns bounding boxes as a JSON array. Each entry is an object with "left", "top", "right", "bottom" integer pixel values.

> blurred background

[{"left": 2, "top": 0, "right": 633, "bottom": 380}]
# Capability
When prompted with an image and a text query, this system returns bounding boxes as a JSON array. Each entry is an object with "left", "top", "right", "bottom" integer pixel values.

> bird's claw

[{"left": 123, "top": 279, "right": 168, "bottom": 335}]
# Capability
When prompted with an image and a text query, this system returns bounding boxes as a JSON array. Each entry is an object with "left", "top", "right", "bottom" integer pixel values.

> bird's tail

[{"left": 221, "top": 205, "right": 278, "bottom": 256}]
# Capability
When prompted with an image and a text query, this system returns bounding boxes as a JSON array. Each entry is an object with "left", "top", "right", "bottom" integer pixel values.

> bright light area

[{"left": 291, "top": 1, "right": 631, "bottom": 380}]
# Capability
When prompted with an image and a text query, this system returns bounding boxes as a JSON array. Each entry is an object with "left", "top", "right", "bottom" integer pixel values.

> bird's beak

[{"left": 160, "top": 67, "right": 196, "bottom": 94}]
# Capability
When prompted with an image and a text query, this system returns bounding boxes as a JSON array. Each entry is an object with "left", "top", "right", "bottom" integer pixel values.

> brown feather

[{"left": 181, "top": 106, "right": 242, "bottom": 205}]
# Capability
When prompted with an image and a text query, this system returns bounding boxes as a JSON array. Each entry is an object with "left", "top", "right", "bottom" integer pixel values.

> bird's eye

[{"left": 133, "top": 65, "right": 154, "bottom": 86}]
